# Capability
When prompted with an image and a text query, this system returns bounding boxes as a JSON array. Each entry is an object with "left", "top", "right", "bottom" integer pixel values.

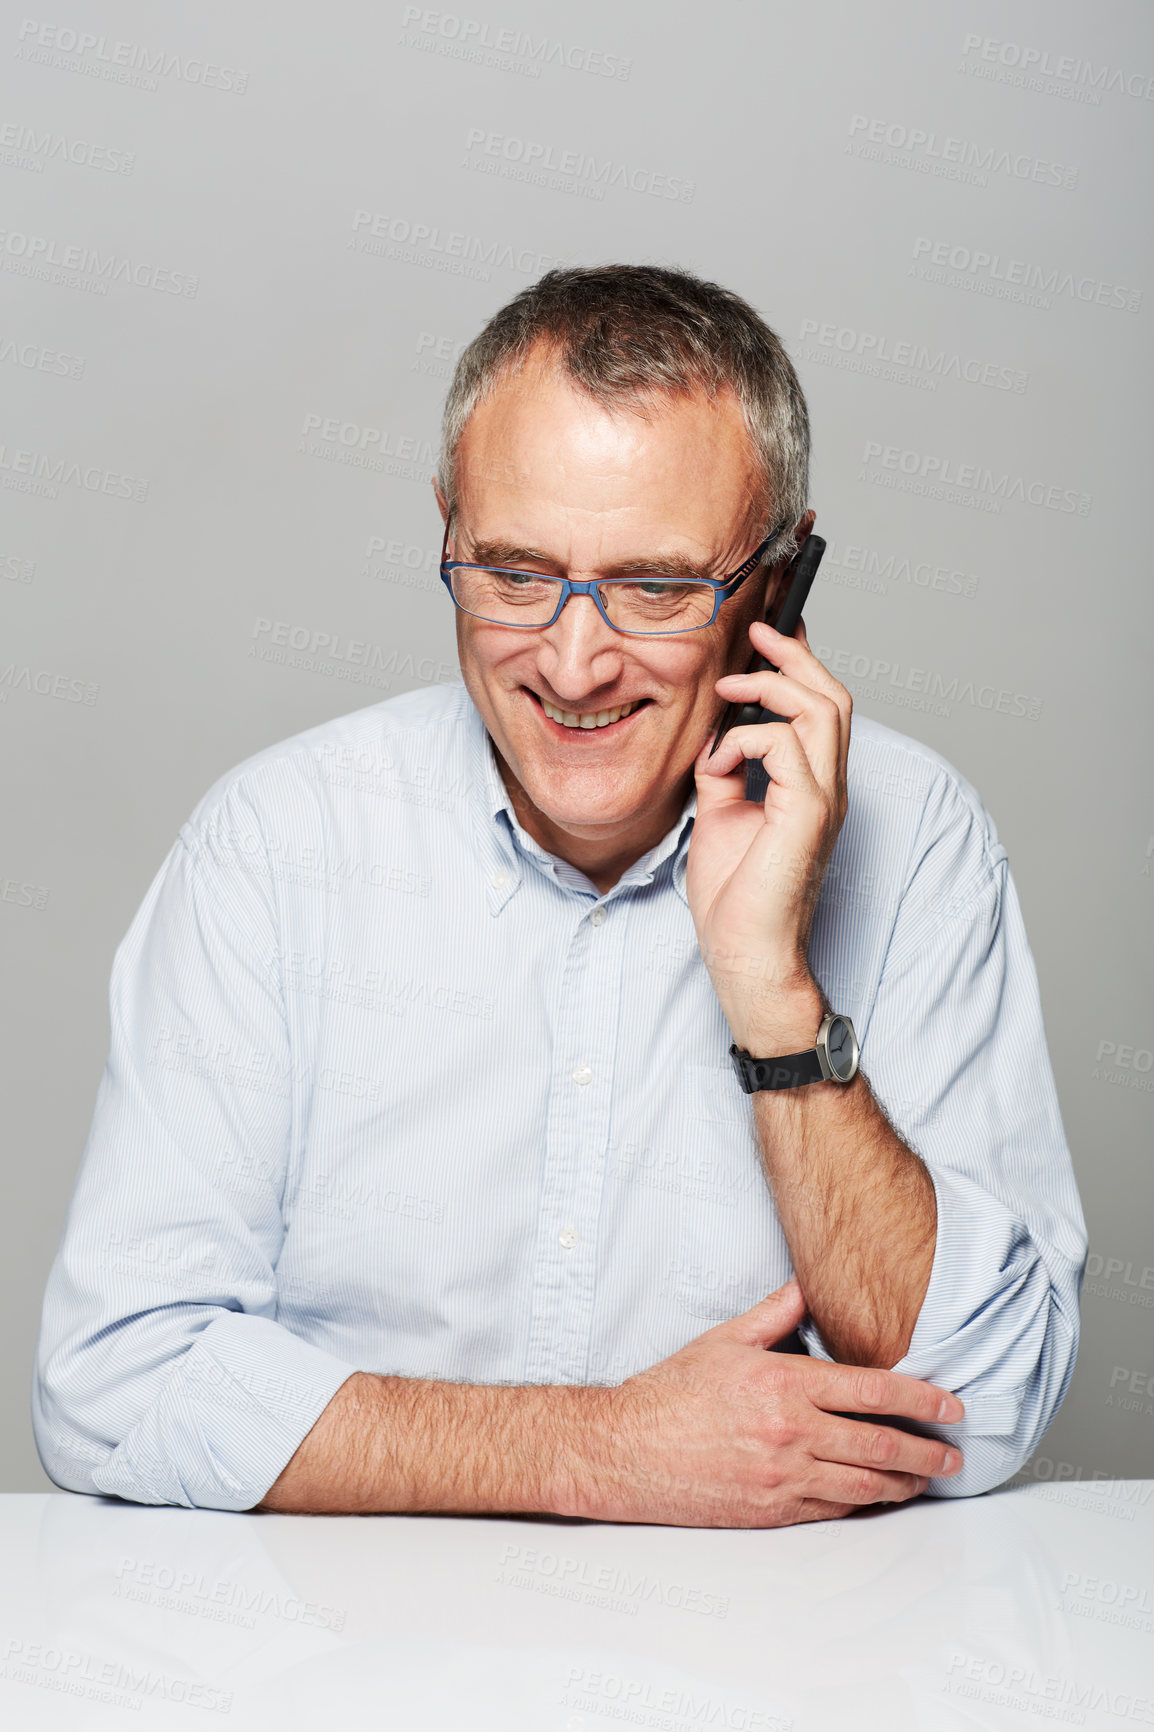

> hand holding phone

[{"left": 707, "top": 534, "right": 827, "bottom": 803}]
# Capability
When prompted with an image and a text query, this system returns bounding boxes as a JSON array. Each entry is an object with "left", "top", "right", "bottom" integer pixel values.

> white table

[{"left": 1, "top": 1482, "right": 1151, "bottom": 1729}]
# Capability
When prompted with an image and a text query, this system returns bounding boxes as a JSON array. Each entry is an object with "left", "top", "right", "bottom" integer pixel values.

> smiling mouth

[{"left": 523, "top": 688, "right": 653, "bottom": 734}]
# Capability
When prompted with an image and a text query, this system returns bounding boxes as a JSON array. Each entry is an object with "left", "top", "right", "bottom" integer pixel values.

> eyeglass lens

[{"left": 450, "top": 567, "right": 717, "bottom": 633}]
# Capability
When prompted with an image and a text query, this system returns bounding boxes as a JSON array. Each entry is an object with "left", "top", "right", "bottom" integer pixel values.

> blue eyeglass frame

[{"left": 439, "top": 518, "right": 789, "bottom": 636}]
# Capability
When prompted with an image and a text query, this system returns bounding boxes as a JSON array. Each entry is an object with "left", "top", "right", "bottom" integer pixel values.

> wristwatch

[{"left": 729, "top": 1012, "right": 860, "bottom": 1092}]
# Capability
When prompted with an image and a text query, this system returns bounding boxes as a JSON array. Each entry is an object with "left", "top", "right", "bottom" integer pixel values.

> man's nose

[{"left": 538, "top": 589, "right": 624, "bottom": 664}]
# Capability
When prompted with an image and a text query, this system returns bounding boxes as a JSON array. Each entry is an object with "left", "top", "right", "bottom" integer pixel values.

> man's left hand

[{"left": 686, "top": 616, "right": 852, "bottom": 1051}]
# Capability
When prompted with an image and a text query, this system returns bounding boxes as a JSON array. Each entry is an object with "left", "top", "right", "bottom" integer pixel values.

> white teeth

[{"left": 541, "top": 698, "right": 640, "bottom": 729}]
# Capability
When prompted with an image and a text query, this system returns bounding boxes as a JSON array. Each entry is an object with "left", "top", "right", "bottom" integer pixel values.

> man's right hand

[{"left": 571, "top": 1276, "right": 965, "bottom": 1528}]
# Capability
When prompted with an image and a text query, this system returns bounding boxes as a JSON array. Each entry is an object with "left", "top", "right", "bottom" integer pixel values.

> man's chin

[
  {"left": 502, "top": 759, "right": 653, "bottom": 832},
  {"left": 515, "top": 782, "right": 644, "bottom": 830}
]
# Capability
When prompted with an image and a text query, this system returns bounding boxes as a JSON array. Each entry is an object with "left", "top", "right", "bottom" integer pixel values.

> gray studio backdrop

[{"left": 2, "top": 0, "right": 1152, "bottom": 1494}]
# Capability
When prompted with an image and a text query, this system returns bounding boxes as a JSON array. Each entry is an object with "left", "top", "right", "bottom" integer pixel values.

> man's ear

[
  {"left": 432, "top": 477, "right": 449, "bottom": 528},
  {"left": 761, "top": 562, "right": 790, "bottom": 629},
  {"left": 764, "top": 509, "right": 817, "bottom": 623},
  {"left": 790, "top": 508, "right": 816, "bottom": 562}
]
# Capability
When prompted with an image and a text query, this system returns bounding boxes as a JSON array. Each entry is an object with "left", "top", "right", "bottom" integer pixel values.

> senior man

[{"left": 34, "top": 265, "right": 1086, "bottom": 1527}]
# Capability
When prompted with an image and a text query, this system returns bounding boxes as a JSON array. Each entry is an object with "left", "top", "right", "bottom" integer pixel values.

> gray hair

[{"left": 437, "top": 263, "right": 811, "bottom": 566}]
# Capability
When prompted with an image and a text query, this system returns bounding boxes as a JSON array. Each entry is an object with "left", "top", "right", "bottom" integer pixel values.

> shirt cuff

[
  {"left": 795, "top": 1160, "right": 1062, "bottom": 1491},
  {"left": 88, "top": 1313, "right": 361, "bottom": 1511}
]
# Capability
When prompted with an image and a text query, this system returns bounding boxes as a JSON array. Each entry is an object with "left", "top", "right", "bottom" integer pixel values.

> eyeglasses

[{"left": 439, "top": 519, "right": 788, "bottom": 636}]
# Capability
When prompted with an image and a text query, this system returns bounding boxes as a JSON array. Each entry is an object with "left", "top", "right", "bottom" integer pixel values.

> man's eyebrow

[{"left": 462, "top": 539, "right": 723, "bottom": 581}]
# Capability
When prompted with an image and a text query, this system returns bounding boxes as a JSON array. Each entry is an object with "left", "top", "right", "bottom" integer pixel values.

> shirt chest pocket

[{"left": 660, "top": 1062, "right": 791, "bottom": 1327}]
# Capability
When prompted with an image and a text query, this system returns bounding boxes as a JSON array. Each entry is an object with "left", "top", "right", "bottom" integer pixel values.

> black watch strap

[{"left": 729, "top": 1043, "right": 825, "bottom": 1094}]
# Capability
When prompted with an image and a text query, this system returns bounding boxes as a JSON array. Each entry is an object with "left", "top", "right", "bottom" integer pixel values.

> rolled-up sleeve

[
  {"left": 798, "top": 769, "right": 1088, "bottom": 1497},
  {"left": 32, "top": 792, "right": 360, "bottom": 1510}
]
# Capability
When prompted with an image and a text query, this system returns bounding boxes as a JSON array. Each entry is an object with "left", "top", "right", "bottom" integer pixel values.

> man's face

[{"left": 438, "top": 347, "right": 788, "bottom": 858}]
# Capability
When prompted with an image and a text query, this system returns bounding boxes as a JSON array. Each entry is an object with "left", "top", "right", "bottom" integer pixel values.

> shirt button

[
  {"left": 490, "top": 870, "right": 509, "bottom": 889},
  {"left": 558, "top": 1227, "right": 579, "bottom": 1249},
  {"left": 589, "top": 906, "right": 606, "bottom": 926},
  {"left": 572, "top": 1064, "right": 592, "bottom": 1086}
]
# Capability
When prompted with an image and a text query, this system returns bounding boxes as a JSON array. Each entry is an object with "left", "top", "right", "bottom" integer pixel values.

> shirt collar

[{"left": 464, "top": 692, "right": 696, "bottom": 915}]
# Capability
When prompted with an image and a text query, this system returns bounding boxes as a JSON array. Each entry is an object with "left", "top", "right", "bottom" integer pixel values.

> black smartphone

[{"left": 707, "top": 533, "right": 827, "bottom": 803}]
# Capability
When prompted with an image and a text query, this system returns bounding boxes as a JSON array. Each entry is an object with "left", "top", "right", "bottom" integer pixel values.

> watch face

[{"left": 826, "top": 1016, "right": 857, "bottom": 1081}]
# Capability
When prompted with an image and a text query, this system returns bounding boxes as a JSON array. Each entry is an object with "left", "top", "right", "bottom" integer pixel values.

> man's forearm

[
  {"left": 751, "top": 1073, "right": 936, "bottom": 1368},
  {"left": 735, "top": 981, "right": 937, "bottom": 1371},
  {"left": 255, "top": 1371, "right": 609, "bottom": 1516}
]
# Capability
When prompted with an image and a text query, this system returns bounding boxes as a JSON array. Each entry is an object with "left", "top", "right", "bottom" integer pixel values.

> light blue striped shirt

[{"left": 32, "top": 681, "right": 1087, "bottom": 1511}]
